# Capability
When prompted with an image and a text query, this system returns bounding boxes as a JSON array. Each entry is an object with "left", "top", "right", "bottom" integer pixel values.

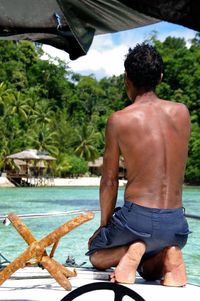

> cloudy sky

[{"left": 42, "top": 21, "right": 197, "bottom": 80}]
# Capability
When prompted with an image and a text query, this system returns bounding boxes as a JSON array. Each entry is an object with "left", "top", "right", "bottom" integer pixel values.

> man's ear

[
  {"left": 158, "top": 73, "right": 163, "bottom": 84},
  {"left": 124, "top": 72, "right": 130, "bottom": 88}
]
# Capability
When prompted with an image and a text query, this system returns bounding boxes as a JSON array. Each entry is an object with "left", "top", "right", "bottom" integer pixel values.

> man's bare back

[
  {"left": 87, "top": 43, "right": 190, "bottom": 286},
  {"left": 113, "top": 95, "right": 190, "bottom": 209}
]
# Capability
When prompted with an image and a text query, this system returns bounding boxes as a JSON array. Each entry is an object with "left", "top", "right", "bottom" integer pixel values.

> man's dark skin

[{"left": 88, "top": 70, "right": 190, "bottom": 286}]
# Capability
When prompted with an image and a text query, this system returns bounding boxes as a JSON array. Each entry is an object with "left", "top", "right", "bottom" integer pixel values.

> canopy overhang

[{"left": 0, "top": 0, "right": 199, "bottom": 60}]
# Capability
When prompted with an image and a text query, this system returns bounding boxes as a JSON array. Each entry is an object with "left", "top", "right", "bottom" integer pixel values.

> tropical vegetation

[{"left": 0, "top": 33, "right": 199, "bottom": 183}]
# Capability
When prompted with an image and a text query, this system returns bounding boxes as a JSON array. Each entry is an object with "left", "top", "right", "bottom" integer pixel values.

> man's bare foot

[
  {"left": 110, "top": 242, "right": 146, "bottom": 284},
  {"left": 162, "top": 246, "right": 187, "bottom": 287}
]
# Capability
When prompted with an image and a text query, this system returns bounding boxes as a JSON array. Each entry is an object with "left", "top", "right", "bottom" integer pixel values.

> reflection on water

[{"left": 0, "top": 186, "right": 199, "bottom": 285}]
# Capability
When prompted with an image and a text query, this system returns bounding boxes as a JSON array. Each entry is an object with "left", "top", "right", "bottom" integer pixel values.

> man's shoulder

[
  {"left": 108, "top": 108, "right": 128, "bottom": 120},
  {"left": 111, "top": 104, "right": 138, "bottom": 117},
  {"left": 161, "top": 100, "right": 190, "bottom": 115},
  {"left": 108, "top": 106, "right": 136, "bottom": 122},
  {"left": 160, "top": 100, "right": 190, "bottom": 131},
  {"left": 161, "top": 99, "right": 187, "bottom": 109}
]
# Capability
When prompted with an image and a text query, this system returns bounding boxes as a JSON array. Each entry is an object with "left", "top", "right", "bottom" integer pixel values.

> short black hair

[{"left": 124, "top": 43, "right": 164, "bottom": 91}]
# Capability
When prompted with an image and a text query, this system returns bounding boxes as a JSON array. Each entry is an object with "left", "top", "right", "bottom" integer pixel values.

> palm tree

[
  {"left": 9, "top": 91, "right": 30, "bottom": 120},
  {"left": 50, "top": 109, "right": 77, "bottom": 153},
  {"left": 0, "top": 82, "right": 12, "bottom": 101},
  {"left": 30, "top": 100, "right": 54, "bottom": 125},
  {"left": 0, "top": 82, "right": 13, "bottom": 116},
  {"left": 74, "top": 124, "right": 100, "bottom": 161},
  {"left": 23, "top": 86, "right": 42, "bottom": 116},
  {"left": 27, "top": 124, "right": 59, "bottom": 156}
]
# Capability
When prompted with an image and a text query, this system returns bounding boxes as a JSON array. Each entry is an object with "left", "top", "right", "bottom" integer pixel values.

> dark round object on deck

[{"left": 61, "top": 281, "right": 145, "bottom": 301}]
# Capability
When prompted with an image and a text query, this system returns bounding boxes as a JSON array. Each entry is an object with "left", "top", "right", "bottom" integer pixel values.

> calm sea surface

[{"left": 0, "top": 186, "right": 199, "bottom": 285}]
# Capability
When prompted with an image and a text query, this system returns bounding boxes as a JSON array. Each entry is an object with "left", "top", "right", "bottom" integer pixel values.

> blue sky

[{"left": 42, "top": 21, "right": 197, "bottom": 79}]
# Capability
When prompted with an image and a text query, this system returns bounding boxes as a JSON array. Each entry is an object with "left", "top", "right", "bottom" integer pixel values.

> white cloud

[
  {"left": 69, "top": 44, "right": 127, "bottom": 78},
  {"left": 69, "top": 29, "right": 156, "bottom": 78},
  {"left": 42, "top": 22, "right": 197, "bottom": 79},
  {"left": 154, "top": 28, "right": 196, "bottom": 47},
  {"left": 91, "top": 33, "right": 115, "bottom": 51},
  {"left": 42, "top": 35, "right": 128, "bottom": 78},
  {"left": 42, "top": 45, "right": 69, "bottom": 62}
]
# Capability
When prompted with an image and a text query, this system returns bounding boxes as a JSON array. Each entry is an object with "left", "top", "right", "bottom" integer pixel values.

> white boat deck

[{"left": 0, "top": 266, "right": 199, "bottom": 301}]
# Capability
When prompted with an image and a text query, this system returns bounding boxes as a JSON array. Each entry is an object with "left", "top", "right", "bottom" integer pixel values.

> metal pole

[
  {"left": 0, "top": 210, "right": 200, "bottom": 222},
  {"left": 185, "top": 213, "right": 200, "bottom": 220},
  {"left": 0, "top": 209, "right": 100, "bottom": 223}
]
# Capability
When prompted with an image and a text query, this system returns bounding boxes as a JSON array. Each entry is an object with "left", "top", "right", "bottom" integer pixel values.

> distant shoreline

[
  {"left": 0, "top": 176, "right": 127, "bottom": 188},
  {"left": 1, "top": 176, "right": 197, "bottom": 188},
  {"left": 54, "top": 177, "right": 127, "bottom": 187}
]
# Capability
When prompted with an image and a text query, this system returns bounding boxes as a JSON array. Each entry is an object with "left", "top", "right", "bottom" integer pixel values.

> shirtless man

[{"left": 86, "top": 43, "right": 191, "bottom": 286}]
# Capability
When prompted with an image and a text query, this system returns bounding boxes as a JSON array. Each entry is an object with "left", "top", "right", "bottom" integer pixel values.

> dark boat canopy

[{"left": 0, "top": 0, "right": 199, "bottom": 60}]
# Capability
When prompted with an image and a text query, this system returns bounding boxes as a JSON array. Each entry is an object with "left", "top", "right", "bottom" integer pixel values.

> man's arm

[
  {"left": 100, "top": 113, "right": 120, "bottom": 227},
  {"left": 88, "top": 113, "right": 120, "bottom": 248}
]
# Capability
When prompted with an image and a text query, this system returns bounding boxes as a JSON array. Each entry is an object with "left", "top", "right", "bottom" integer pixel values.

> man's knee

[{"left": 90, "top": 252, "right": 106, "bottom": 270}]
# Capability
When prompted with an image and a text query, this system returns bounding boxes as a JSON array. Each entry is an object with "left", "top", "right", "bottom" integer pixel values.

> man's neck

[{"left": 133, "top": 91, "right": 158, "bottom": 104}]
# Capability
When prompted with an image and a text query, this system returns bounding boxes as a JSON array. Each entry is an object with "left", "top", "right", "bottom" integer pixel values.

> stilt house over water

[{"left": 4, "top": 149, "right": 56, "bottom": 187}]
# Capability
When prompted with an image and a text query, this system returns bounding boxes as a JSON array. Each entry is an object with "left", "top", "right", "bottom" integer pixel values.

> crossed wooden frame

[{"left": 0, "top": 211, "right": 94, "bottom": 290}]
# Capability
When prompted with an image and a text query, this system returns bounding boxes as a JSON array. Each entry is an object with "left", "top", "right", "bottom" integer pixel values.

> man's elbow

[{"left": 100, "top": 175, "right": 118, "bottom": 187}]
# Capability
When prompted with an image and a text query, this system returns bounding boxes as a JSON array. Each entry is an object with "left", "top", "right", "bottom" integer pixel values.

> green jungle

[{"left": 0, "top": 33, "right": 199, "bottom": 184}]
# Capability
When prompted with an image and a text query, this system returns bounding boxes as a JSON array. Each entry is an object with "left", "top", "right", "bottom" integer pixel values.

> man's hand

[{"left": 88, "top": 226, "right": 102, "bottom": 249}]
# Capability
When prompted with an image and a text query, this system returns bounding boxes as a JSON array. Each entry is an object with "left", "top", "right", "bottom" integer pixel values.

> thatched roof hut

[
  {"left": 5, "top": 149, "right": 56, "bottom": 187},
  {"left": 6, "top": 149, "right": 56, "bottom": 161},
  {"left": 88, "top": 156, "right": 126, "bottom": 178}
]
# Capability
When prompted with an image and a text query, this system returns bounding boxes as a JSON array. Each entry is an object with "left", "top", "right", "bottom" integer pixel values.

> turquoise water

[{"left": 0, "top": 186, "right": 199, "bottom": 285}]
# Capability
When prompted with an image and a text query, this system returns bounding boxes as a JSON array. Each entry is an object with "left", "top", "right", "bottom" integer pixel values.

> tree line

[{"left": 0, "top": 33, "right": 199, "bottom": 184}]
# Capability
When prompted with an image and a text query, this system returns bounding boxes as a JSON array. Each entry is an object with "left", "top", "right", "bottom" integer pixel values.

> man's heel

[{"left": 162, "top": 246, "right": 187, "bottom": 287}]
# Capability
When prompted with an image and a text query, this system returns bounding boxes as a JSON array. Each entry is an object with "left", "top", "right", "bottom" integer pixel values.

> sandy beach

[
  {"left": 0, "top": 176, "right": 15, "bottom": 187},
  {"left": 53, "top": 177, "right": 127, "bottom": 187},
  {"left": 0, "top": 176, "right": 127, "bottom": 187}
]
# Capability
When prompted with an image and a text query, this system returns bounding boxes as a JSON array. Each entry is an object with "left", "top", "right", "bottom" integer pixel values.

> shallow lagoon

[{"left": 0, "top": 186, "right": 199, "bottom": 285}]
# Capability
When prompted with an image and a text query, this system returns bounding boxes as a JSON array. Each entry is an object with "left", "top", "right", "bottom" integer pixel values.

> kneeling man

[{"left": 86, "top": 43, "right": 190, "bottom": 286}]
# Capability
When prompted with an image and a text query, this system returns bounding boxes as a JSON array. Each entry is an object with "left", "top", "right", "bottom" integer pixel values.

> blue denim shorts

[{"left": 86, "top": 201, "right": 190, "bottom": 258}]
